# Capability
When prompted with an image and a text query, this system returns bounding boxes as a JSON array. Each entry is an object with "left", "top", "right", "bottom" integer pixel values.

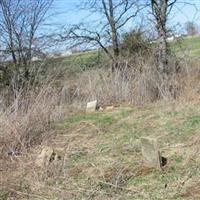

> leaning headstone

[
  {"left": 86, "top": 100, "right": 97, "bottom": 112},
  {"left": 60, "top": 85, "right": 68, "bottom": 103},
  {"left": 141, "top": 137, "right": 161, "bottom": 169}
]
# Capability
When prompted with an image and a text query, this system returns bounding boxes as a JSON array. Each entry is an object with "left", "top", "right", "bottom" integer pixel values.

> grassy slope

[
  {"left": 171, "top": 36, "right": 200, "bottom": 57},
  {"left": 37, "top": 36, "right": 200, "bottom": 78},
  {"left": 43, "top": 51, "right": 108, "bottom": 75},
  {"left": 51, "top": 36, "right": 200, "bottom": 72},
  {"left": 31, "top": 101, "right": 200, "bottom": 200}
]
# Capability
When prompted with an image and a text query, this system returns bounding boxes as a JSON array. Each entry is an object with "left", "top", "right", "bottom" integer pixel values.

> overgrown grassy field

[
  {"left": 52, "top": 101, "right": 200, "bottom": 200},
  {"left": 2, "top": 101, "right": 200, "bottom": 200},
  {"left": 1, "top": 36, "right": 200, "bottom": 200}
]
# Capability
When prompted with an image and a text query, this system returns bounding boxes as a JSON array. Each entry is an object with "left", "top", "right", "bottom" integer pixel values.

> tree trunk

[
  {"left": 152, "top": 0, "right": 169, "bottom": 74},
  {"left": 108, "top": 0, "right": 119, "bottom": 58},
  {"left": 101, "top": 0, "right": 125, "bottom": 71},
  {"left": 157, "top": 25, "right": 168, "bottom": 74},
  {"left": 151, "top": 0, "right": 174, "bottom": 99},
  {"left": 111, "top": 26, "right": 120, "bottom": 72},
  {"left": 111, "top": 26, "right": 120, "bottom": 58}
]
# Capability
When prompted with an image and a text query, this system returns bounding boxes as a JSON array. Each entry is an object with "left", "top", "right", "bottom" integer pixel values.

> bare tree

[
  {"left": 0, "top": 0, "right": 53, "bottom": 81},
  {"left": 66, "top": 0, "right": 145, "bottom": 70},
  {"left": 185, "top": 21, "right": 199, "bottom": 36}
]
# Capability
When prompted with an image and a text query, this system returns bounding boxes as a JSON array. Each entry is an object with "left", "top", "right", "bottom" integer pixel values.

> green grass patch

[
  {"left": 30, "top": 102, "right": 200, "bottom": 199},
  {"left": 55, "top": 109, "right": 134, "bottom": 130},
  {"left": 171, "top": 36, "right": 200, "bottom": 57}
]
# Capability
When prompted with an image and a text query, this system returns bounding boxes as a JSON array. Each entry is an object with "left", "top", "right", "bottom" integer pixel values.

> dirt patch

[
  {"left": 68, "top": 165, "right": 84, "bottom": 177},
  {"left": 181, "top": 182, "right": 200, "bottom": 198}
]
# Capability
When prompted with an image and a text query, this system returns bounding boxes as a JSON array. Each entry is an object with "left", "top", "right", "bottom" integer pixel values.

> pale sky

[
  {"left": 46, "top": 0, "right": 200, "bottom": 52},
  {"left": 50, "top": 0, "right": 200, "bottom": 30}
]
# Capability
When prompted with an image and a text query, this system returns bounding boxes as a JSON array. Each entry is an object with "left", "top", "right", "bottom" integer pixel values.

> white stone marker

[
  {"left": 141, "top": 137, "right": 161, "bottom": 169},
  {"left": 86, "top": 100, "right": 97, "bottom": 112}
]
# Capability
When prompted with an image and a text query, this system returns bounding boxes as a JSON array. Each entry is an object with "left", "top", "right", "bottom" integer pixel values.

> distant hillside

[{"left": 171, "top": 36, "right": 200, "bottom": 57}]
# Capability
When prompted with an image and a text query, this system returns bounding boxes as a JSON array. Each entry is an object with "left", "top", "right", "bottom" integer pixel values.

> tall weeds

[
  {"left": 0, "top": 81, "right": 66, "bottom": 156},
  {"left": 62, "top": 56, "right": 200, "bottom": 106}
]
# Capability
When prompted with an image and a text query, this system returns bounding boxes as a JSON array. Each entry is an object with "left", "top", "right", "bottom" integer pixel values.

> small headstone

[
  {"left": 86, "top": 100, "right": 97, "bottom": 112},
  {"left": 61, "top": 85, "right": 68, "bottom": 103},
  {"left": 35, "top": 146, "right": 54, "bottom": 168},
  {"left": 141, "top": 137, "right": 161, "bottom": 169}
]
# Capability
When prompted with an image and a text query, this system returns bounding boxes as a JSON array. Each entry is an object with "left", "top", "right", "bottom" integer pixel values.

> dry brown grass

[
  {"left": 0, "top": 82, "right": 69, "bottom": 199},
  {"left": 60, "top": 56, "right": 200, "bottom": 107},
  {"left": 0, "top": 83, "right": 68, "bottom": 156},
  {"left": 61, "top": 61, "right": 157, "bottom": 107}
]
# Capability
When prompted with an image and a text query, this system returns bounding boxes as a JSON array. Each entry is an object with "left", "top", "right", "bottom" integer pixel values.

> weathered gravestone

[
  {"left": 141, "top": 137, "right": 162, "bottom": 170},
  {"left": 35, "top": 146, "right": 64, "bottom": 168},
  {"left": 86, "top": 100, "right": 97, "bottom": 112}
]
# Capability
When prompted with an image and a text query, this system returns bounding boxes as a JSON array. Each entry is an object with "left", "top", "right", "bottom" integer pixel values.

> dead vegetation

[{"left": 60, "top": 56, "right": 200, "bottom": 106}]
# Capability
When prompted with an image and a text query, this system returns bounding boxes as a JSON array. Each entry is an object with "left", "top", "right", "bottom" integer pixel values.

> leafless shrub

[{"left": 59, "top": 56, "right": 160, "bottom": 106}]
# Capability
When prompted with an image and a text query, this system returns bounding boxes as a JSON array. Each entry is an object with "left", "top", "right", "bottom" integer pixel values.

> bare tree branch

[
  {"left": 0, "top": 0, "right": 53, "bottom": 82},
  {"left": 65, "top": 0, "right": 145, "bottom": 66}
]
